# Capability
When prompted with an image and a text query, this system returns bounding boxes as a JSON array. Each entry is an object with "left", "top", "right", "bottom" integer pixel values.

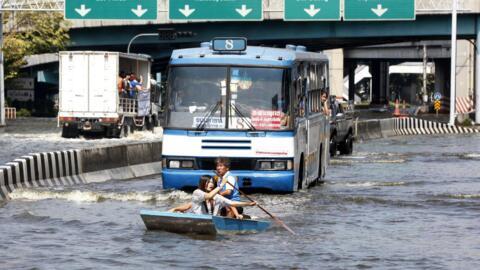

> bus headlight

[
  {"left": 168, "top": 159, "right": 194, "bottom": 169},
  {"left": 259, "top": 161, "right": 272, "bottom": 170},
  {"left": 273, "top": 161, "right": 286, "bottom": 170},
  {"left": 169, "top": 160, "right": 181, "bottom": 168},
  {"left": 181, "top": 160, "right": 194, "bottom": 168},
  {"left": 257, "top": 160, "right": 293, "bottom": 171}
]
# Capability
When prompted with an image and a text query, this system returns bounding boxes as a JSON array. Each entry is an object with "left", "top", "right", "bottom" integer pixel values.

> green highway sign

[
  {"left": 65, "top": 0, "right": 157, "bottom": 20},
  {"left": 344, "top": 0, "right": 415, "bottom": 21},
  {"left": 284, "top": 0, "right": 341, "bottom": 21},
  {"left": 169, "top": 0, "right": 263, "bottom": 21}
]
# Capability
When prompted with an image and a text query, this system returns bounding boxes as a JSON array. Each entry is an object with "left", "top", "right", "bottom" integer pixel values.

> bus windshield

[{"left": 167, "top": 66, "right": 291, "bottom": 130}]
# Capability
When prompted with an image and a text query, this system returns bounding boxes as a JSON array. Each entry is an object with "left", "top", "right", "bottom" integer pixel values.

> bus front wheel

[{"left": 297, "top": 157, "right": 304, "bottom": 191}]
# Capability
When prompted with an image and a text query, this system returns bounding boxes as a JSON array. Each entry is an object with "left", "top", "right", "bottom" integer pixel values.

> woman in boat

[{"left": 169, "top": 175, "right": 256, "bottom": 217}]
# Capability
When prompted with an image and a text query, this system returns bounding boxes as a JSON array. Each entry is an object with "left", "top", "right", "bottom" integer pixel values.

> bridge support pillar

[
  {"left": 0, "top": 13, "right": 4, "bottom": 127},
  {"left": 434, "top": 59, "right": 449, "bottom": 100},
  {"left": 347, "top": 62, "right": 356, "bottom": 101},
  {"left": 371, "top": 61, "right": 389, "bottom": 105}
]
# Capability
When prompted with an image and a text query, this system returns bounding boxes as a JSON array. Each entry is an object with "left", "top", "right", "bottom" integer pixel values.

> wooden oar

[{"left": 225, "top": 181, "right": 296, "bottom": 235}]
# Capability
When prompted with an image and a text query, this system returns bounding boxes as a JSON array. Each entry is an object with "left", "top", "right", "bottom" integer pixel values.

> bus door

[
  {"left": 294, "top": 64, "right": 308, "bottom": 190},
  {"left": 305, "top": 64, "right": 322, "bottom": 184},
  {"left": 302, "top": 63, "right": 318, "bottom": 186}
]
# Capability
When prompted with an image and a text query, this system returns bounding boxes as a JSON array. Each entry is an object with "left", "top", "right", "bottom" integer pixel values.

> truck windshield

[{"left": 167, "top": 66, "right": 291, "bottom": 130}]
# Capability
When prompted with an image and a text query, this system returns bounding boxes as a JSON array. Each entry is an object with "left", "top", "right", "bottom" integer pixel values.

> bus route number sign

[{"left": 212, "top": 38, "right": 247, "bottom": 52}]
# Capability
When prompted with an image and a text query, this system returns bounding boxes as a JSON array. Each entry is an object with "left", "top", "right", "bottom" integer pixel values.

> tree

[{"left": 2, "top": 12, "right": 70, "bottom": 79}]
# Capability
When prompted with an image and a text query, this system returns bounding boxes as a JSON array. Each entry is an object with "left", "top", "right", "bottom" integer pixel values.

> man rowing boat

[{"left": 169, "top": 175, "right": 256, "bottom": 217}]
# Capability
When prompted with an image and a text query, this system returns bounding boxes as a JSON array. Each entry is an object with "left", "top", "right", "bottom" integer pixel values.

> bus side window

[
  {"left": 293, "top": 64, "right": 304, "bottom": 118},
  {"left": 297, "top": 78, "right": 306, "bottom": 118},
  {"left": 307, "top": 63, "right": 321, "bottom": 114}
]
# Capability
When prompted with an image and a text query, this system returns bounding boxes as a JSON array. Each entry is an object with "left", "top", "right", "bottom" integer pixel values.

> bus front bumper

[{"left": 162, "top": 169, "right": 295, "bottom": 193}]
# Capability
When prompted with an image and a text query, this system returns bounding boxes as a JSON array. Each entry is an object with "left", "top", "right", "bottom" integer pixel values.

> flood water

[{"left": 1, "top": 134, "right": 479, "bottom": 269}]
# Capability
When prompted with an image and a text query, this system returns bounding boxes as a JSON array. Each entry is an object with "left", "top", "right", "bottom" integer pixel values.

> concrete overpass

[
  {"left": 338, "top": 39, "right": 476, "bottom": 107},
  {"left": 68, "top": 1, "right": 480, "bottom": 122},
  {"left": 1, "top": 0, "right": 480, "bottom": 124}
]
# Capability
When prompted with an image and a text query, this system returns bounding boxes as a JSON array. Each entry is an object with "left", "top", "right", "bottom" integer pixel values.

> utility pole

[
  {"left": 476, "top": 17, "right": 480, "bottom": 124},
  {"left": 127, "top": 33, "right": 158, "bottom": 54},
  {"left": 0, "top": 12, "right": 5, "bottom": 127},
  {"left": 422, "top": 44, "right": 428, "bottom": 106},
  {"left": 449, "top": 0, "right": 457, "bottom": 126}
]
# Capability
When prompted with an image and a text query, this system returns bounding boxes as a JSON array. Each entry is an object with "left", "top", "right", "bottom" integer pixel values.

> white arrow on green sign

[
  {"left": 65, "top": 0, "right": 157, "bottom": 20},
  {"left": 169, "top": 0, "right": 263, "bottom": 21},
  {"left": 344, "top": 0, "right": 416, "bottom": 21},
  {"left": 284, "top": 0, "right": 341, "bottom": 21}
]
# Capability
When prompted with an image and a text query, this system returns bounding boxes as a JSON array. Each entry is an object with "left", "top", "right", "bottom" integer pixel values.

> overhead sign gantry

[
  {"left": 64, "top": 0, "right": 157, "bottom": 20},
  {"left": 169, "top": 0, "right": 263, "bottom": 21},
  {"left": 62, "top": 0, "right": 416, "bottom": 21},
  {"left": 343, "top": 0, "right": 416, "bottom": 21},
  {"left": 284, "top": 0, "right": 341, "bottom": 21}
]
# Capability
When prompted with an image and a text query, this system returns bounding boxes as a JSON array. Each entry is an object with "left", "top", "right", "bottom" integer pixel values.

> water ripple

[{"left": 9, "top": 188, "right": 191, "bottom": 203}]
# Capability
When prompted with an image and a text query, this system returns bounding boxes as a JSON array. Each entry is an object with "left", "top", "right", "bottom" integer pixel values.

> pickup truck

[{"left": 329, "top": 96, "right": 354, "bottom": 157}]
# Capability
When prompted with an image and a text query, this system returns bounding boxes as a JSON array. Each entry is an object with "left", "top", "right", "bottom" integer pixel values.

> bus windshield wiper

[
  {"left": 230, "top": 103, "right": 256, "bottom": 131},
  {"left": 196, "top": 101, "right": 221, "bottom": 130}
]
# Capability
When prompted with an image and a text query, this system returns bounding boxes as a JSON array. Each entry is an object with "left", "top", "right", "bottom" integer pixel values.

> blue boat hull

[{"left": 140, "top": 210, "right": 271, "bottom": 235}]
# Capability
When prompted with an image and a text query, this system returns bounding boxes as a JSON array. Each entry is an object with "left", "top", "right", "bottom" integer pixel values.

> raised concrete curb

[
  {"left": 0, "top": 142, "right": 162, "bottom": 200},
  {"left": 355, "top": 117, "right": 479, "bottom": 141},
  {"left": 80, "top": 161, "right": 162, "bottom": 184}
]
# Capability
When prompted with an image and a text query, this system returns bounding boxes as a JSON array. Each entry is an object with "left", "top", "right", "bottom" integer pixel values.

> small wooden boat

[{"left": 140, "top": 210, "right": 271, "bottom": 235}]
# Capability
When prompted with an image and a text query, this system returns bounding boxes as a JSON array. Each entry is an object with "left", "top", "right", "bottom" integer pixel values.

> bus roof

[{"left": 169, "top": 45, "right": 328, "bottom": 67}]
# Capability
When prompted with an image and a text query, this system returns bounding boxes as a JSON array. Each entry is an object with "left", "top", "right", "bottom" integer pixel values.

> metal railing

[
  {"left": 0, "top": 0, "right": 63, "bottom": 11},
  {"left": 417, "top": 0, "right": 473, "bottom": 14},
  {"left": 5, "top": 107, "right": 16, "bottom": 119},
  {"left": 119, "top": 98, "right": 137, "bottom": 115}
]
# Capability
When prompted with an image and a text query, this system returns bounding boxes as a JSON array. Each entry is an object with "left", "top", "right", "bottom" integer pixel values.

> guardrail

[{"left": 5, "top": 107, "right": 16, "bottom": 120}]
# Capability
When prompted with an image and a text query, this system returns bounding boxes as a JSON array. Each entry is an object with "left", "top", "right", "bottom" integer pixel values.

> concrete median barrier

[
  {"left": 0, "top": 142, "right": 162, "bottom": 200},
  {"left": 355, "top": 117, "right": 479, "bottom": 141},
  {"left": 355, "top": 119, "right": 383, "bottom": 140}
]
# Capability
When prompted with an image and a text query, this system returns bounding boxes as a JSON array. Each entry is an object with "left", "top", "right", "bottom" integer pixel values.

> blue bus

[{"left": 162, "top": 38, "right": 330, "bottom": 192}]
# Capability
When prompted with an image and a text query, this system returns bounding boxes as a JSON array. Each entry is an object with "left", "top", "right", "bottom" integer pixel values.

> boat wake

[
  {"left": 9, "top": 188, "right": 190, "bottom": 203},
  {"left": 331, "top": 159, "right": 406, "bottom": 165},
  {"left": 460, "top": 153, "right": 480, "bottom": 160},
  {"left": 435, "top": 193, "right": 480, "bottom": 200},
  {"left": 340, "top": 181, "right": 407, "bottom": 187}
]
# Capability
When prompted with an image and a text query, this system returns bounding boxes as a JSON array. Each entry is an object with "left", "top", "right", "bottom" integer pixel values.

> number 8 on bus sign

[{"left": 212, "top": 38, "right": 247, "bottom": 52}]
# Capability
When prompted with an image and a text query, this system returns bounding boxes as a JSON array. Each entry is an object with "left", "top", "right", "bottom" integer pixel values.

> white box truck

[{"left": 58, "top": 51, "right": 161, "bottom": 138}]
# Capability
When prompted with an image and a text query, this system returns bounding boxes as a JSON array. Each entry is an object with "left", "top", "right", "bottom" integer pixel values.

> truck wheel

[
  {"left": 130, "top": 122, "right": 136, "bottom": 133},
  {"left": 146, "top": 117, "right": 154, "bottom": 131},
  {"left": 297, "top": 158, "right": 304, "bottom": 190},
  {"left": 329, "top": 135, "right": 337, "bottom": 157},
  {"left": 152, "top": 115, "right": 159, "bottom": 127},
  {"left": 105, "top": 126, "right": 116, "bottom": 138},
  {"left": 339, "top": 133, "right": 353, "bottom": 155},
  {"left": 61, "top": 124, "right": 79, "bottom": 138},
  {"left": 114, "top": 125, "right": 128, "bottom": 138},
  {"left": 316, "top": 151, "right": 324, "bottom": 185},
  {"left": 122, "top": 125, "right": 130, "bottom": 138}
]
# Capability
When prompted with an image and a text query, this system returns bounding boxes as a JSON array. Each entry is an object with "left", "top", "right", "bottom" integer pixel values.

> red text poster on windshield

[{"left": 251, "top": 110, "right": 283, "bottom": 130}]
